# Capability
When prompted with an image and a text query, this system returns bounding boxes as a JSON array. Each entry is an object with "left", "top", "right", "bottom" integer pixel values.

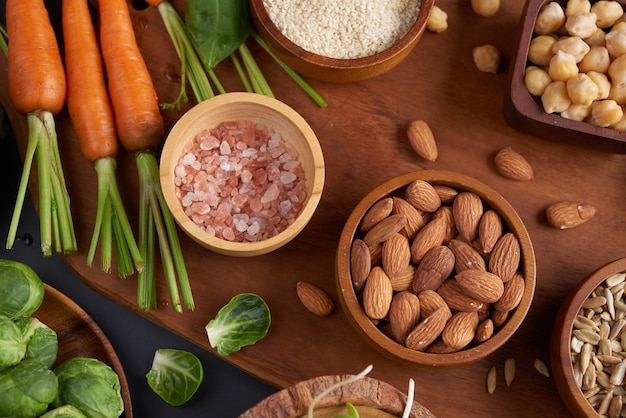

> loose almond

[
  {"left": 455, "top": 270, "right": 505, "bottom": 304},
  {"left": 432, "top": 205, "right": 456, "bottom": 244},
  {"left": 350, "top": 239, "right": 371, "bottom": 292},
  {"left": 442, "top": 311, "right": 479, "bottom": 350},
  {"left": 382, "top": 233, "right": 411, "bottom": 278},
  {"left": 453, "top": 192, "right": 483, "bottom": 242},
  {"left": 389, "top": 291, "right": 421, "bottom": 343},
  {"left": 412, "top": 245, "right": 455, "bottom": 293},
  {"left": 478, "top": 209, "right": 503, "bottom": 253},
  {"left": 474, "top": 319, "right": 495, "bottom": 344},
  {"left": 362, "top": 267, "right": 393, "bottom": 320},
  {"left": 296, "top": 281, "right": 335, "bottom": 316},
  {"left": 494, "top": 147, "right": 534, "bottom": 181},
  {"left": 405, "top": 180, "right": 442, "bottom": 213},
  {"left": 418, "top": 289, "right": 452, "bottom": 320},
  {"left": 494, "top": 273, "right": 525, "bottom": 312},
  {"left": 389, "top": 264, "right": 416, "bottom": 292},
  {"left": 410, "top": 217, "right": 447, "bottom": 264},
  {"left": 448, "top": 239, "right": 486, "bottom": 272},
  {"left": 545, "top": 201, "right": 597, "bottom": 229},
  {"left": 433, "top": 185, "right": 458, "bottom": 204},
  {"left": 391, "top": 197, "right": 425, "bottom": 241},
  {"left": 360, "top": 197, "right": 394, "bottom": 233},
  {"left": 438, "top": 279, "right": 485, "bottom": 312},
  {"left": 407, "top": 120, "right": 438, "bottom": 162},
  {"left": 488, "top": 233, "right": 521, "bottom": 283},
  {"left": 363, "top": 214, "right": 407, "bottom": 246},
  {"left": 405, "top": 306, "right": 449, "bottom": 351}
]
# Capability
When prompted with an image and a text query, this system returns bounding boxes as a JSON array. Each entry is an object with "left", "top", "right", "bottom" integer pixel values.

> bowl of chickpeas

[
  {"left": 504, "top": 0, "right": 626, "bottom": 154},
  {"left": 249, "top": 0, "right": 435, "bottom": 83}
]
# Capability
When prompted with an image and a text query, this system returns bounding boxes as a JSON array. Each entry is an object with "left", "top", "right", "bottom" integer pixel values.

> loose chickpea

[
  {"left": 605, "top": 29, "right": 626, "bottom": 56},
  {"left": 584, "top": 27, "right": 607, "bottom": 46},
  {"left": 552, "top": 36, "right": 590, "bottom": 62},
  {"left": 565, "top": 12, "right": 598, "bottom": 38},
  {"left": 579, "top": 46, "right": 611, "bottom": 73},
  {"left": 525, "top": 66, "right": 553, "bottom": 96},
  {"left": 473, "top": 45, "right": 501, "bottom": 73},
  {"left": 548, "top": 50, "right": 579, "bottom": 81},
  {"left": 426, "top": 6, "right": 448, "bottom": 33},
  {"left": 535, "top": 2, "right": 566, "bottom": 35},
  {"left": 542, "top": 80, "right": 572, "bottom": 113},
  {"left": 591, "top": 1, "right": 624, "bottom": 29},
  {"left": 609, "top": 111, "right": 626, "bottom": 130},
  {"left": 608, "top": 82, "right": 626, "bottom": 104},
  {"left": 565, "top": 0, "right": 592, "bottom": 17},
  {"left": 608, "top": 54, "right": 626, "bottom": 87},
  {"left": 587, "top": 71, "right": 611, "bottom": 99},
  {"left": 471, "top": 0, "right": 500, "bottom": 17},
  {"left": 566, "top": 73, "right": 599, "bottom": 105},
  {"left": 561, "top": 102, "right": 592, "bottom": 121},
  {"left": 590, "top": 99, "right": 623, "bottom": 126},
  {"left": 611, "top": 21, "right": 626, "bottom": 32},
  {"left": 528, "top": 35, "right": 558, "bottom": 66}
]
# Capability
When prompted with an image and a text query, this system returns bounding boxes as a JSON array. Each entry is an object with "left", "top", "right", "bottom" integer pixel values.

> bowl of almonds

[
  {"left": 335, "top": 170, "right": 537, "bottom": 367},
  {"left": 551, "top": 257, "right": 626, "bottom": 417}
]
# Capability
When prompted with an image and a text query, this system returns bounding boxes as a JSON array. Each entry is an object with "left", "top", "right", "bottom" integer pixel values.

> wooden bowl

[
  {"left": 249, "top": 0, "right": 435, "bottom": 83},
  {"left": 551, "top": 257, "right": 626, "bottom": 418},
  {"left": 160, "top": 92, "right": 325, "bottom": 257},
  {"left": 504, "top": 0, "right": 626, "bottom": 154},
  {"left": 239, "top": 374, "right": 436, "bottom": 417},
  {"left": 335, "top": 170, "right": 536, "bottom": 368}
]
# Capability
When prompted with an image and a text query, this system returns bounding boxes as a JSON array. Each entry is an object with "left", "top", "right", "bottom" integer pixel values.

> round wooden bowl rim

[
  {"left": 160, "top": 92, "right": 325, "bottom": 257},
  {"left": 336, "top": 170, "right": 537, "bottom": 367},
  {"left": 551, "top": 257, "right": 626, "bottom": 417}
]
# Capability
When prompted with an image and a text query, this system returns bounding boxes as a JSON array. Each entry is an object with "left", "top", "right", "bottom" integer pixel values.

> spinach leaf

[{"left": 186, "top": 0, "right": 252, "bottom": 70}]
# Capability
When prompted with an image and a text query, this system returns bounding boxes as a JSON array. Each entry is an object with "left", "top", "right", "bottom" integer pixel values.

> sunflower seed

[
  {"left": 504, "top": 358, "right": 515, "bottom": 387},
  {"left": 534, "top": 358, "right": 550, "bottom": 378},
  {"left": 487, "top": 365, "right": 497, "bottom": 394}
]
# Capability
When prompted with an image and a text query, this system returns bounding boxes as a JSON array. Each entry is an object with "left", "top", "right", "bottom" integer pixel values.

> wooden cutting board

[{"left": 3, "top": 1, "right": 626, "bottom": 416}]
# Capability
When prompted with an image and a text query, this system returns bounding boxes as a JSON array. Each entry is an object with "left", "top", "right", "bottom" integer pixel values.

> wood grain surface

[{"left": 3, "top": 0, "right": 626, "bottom": 416}]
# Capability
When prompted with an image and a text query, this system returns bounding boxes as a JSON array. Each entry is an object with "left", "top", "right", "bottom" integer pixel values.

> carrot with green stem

[
  {"left": 6, "top": 0, "right": 76, "bottom": 256},
  {"left": 62, "top": 0, "right": 143, "bottom": 277},
  {"left": 99, "top": 0, "right": 194, "bottom": 313}
]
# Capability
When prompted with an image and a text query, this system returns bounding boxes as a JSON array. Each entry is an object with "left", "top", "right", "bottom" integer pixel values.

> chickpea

[
  {"left": 561, "top": 102, "right": 592, "bottom": 121},
  {"left": 542, "top": 80, "right": 572, "bottom": 113},
  {"left": 548, "top": 50, "right": 579, "bottom": 81},
  {"left": 473, "top": 45, "right": 501, "bottom": 73},
  {"left": 611, "top": 21, "right": 626, "bottom": 32},
  {"left": 528, "top": 35, "right": 558, "bottom": 66},
  {"left": 565, "top": 12, "right": 598, "bottom": 38},
  {"left": 579, "top": 46, "right": 611, "bottom": 73},
  {"left": 605, "top": 29, "right": 626, "bottom": 56},
  {"left": 566, "top": 73, "right": 599, "bottom": 105},
  {"left": 535, "top": 2, "right": 566, "bottom": 35},
  {"left": 609, "top": 110, "right": 626, "bottom": 130},
  {"left": 426, "top": 6, "right": 448, "bottom": 33},
  {"left": 591, "top": 1, "right": 624, "bottom": 29},
  {"left": 565, "top": 0, "right": 591, "bottom": 17},
  {"left": 608, "top": 54, "right": 626, "bottom": 87},
  {"left": 590, "top": 99, "right": 623, "bottom": 126},
  {"left": 608, "top": 82, "right": 626, "bottom": 104},
  {"left": 552, "top": 36, "right": 590, "bottom": 62},
  {"left": 584, "top": 28, "right": 607, "bottom": 46},
  {"left": 587, "top": 71, "right": 611, "bottom": 99},
  {"left": 471, "top": 0, "right": 500, "bottom": 17},
  {"left": 524, "top": 66, "right": 553, "bottom": 96}
]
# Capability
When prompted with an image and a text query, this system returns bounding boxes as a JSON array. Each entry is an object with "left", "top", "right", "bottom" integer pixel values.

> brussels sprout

[
  {"left": 15, "top": 317, "right": 58, "bottom": 369},
  {"left": 39, "top": 405, "right": 88, "bottom": 418},
  {"left": 0, "top": 314, "right": 27, "bottom": 370},
  {"left": 146, "top": 348, "right": 204, "bottom": 406},
  {"left": 0, "top": 357, "right": 59, "bottom": 418},
  {"left": 53, "top": 357, "right": 123, "bottom": 418},
  {"left": 205, "top": 293, "right": 271, "bottom": 356},
  {"left": 0, "top": 259, "right": 45, "bottom": 320}
]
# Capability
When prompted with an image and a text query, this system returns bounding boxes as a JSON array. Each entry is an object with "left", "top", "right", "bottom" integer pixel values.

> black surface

[{"left": 0, "top": 120, "right": 276, "bottom": 416}]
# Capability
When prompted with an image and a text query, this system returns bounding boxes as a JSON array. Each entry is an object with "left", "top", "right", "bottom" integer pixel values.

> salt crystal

[
  {"left": 248, "top": 221, "right": 260, "bottom": 235},
  {"left": 222, "top": 227, "right": 236, "bottom": 241},
  {"left": 280, "top": 171, "right": 297, "bottom": 185},
  {"left": 261, "top": 183, "right": 280, "bottom": 204},
  {"left": 182, "top": 152, "right": 196, "bottom": 165},
  {"left": 220, "top": 141, "right": 231, "bottom": 155}
]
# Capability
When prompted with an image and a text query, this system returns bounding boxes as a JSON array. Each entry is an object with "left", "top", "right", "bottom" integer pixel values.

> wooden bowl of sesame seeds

[
  {"left": 551, "top": 257, "right": 626, "bottom": 418},
  {"left": 159, "top": 92, "right": 325, "bottom": 257},
  {"left": 249, "top": 0, "right": 435, "bottom": 83}
]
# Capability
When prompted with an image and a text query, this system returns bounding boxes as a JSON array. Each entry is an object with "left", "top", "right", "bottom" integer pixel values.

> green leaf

[
  {"left": 205, "top": 293, "right": 271, "bottom": 356},
  {"left": 186, "top": 0, "right": 252, "bottom": 69},
  {"left": 145, "top": 349, "right": 204, "bottom": 406}
]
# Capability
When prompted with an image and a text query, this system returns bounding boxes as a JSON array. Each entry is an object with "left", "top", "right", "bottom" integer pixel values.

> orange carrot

[
  {"left": 6, "top": 0, "right": 76, "bottom": 256},
  {"left": 62, "top": 0, "right": 143, "bottom": 276},
  {"left": 98, "top": 0, "right": 193, "bottom": 312}
]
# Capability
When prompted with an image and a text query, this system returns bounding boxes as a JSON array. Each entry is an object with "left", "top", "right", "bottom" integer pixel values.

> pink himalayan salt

[{"left": 174, "top": 120, "right": 307, "bottom": 242}]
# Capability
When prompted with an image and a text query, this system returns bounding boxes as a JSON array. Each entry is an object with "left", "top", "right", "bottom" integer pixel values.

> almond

[
  {"left": 433, "top": 185, "right": 459, "bottom": 204},
  {"left": 488, "top": 233, "right": 520, "bottom": 283},
  {"left": 405, "top": 180, "right": 441, "bottom": 213},
  {"left": 437, "top": 279, "right": 485, "bottom": 312},
  {"left": 494, "top": 147, "right": 534, "bottom": 181},
  {"left": 405, "top": 306, "right": 449, "bottom": 351},
  {"left": 410, "top": 217, "right": 447, "bottom": 264},
  {"left": 391, "top": 197, "right": 425, "bottom": 241},
  {"left": 474, "top": 318, "right": 495, "bottom": 344},
  {"left": 413, "top": 245, "right": 455, "bottom": 293},
  {"left": 360, "top": 197, "right": 394, "bottom": 233},
  {"left": 350, "top": 239, "right": 371, "bottom": 292},
  {"left": 389, "top": 264, "right": 416, "bottom": 292},
  {"left": 296, "top": 281, "right": 335, "bottom": 316},
  {"left": 455, "top": 270, "right": 505, "bottom": 303},
  {"left": 448, "top": 238, "right": 486, "bottom": 272},
  {"left": 492, "top": 309, "right": 509, "bottom": 328},
  {"left": 389, "top": 291, "right": 421, "bottom": 343},
  {"left": 431, "top": 205, "right": 456, "bottom": 244},
  {"left": 494, "top": 273, "right": 525, "bottom": 312},
  {"left": 442, "top": 311, "right": 479, "bottom": 350},
  {"left": 545, "top": 201, "right": 597, "bottom": 229},
  {"left": 453, "top": 192, "right": 484, "bottom": 242},
  {"left": 362, "top": 266, "right": 393, "bottom": 320},
  {"left": 417, "top": 289, "right": 452, "bottom": 320},
  {"left": 407, "top": 120, "right": 438, "bottom": 162},
  {"left": 426, "top": 340, "right": 461, "bottom": 354},
  {"left": 363, "top": 214, "right": 407, "bottom": 246},
  {"left": 368, "top": 242, "right": 383, "bottom": 266},
  {"left": 382, "top": 233, "right": 411, "bottom": 278},
  {"left": 478, "top": 209, "right": 503, "bottom": 253}
]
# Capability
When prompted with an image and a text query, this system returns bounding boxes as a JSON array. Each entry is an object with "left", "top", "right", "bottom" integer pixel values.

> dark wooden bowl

[
  {"left": 335, "top": 170, "right": 536, "bottom": 368},
  {"left": 249, "top": 0, "right": 435, "bottom": 83},
  {"left": 504, "top": 0, "right": 626, "bottom": 154},
  {"left": 551, "top": 257, "right": 626, "bottom": 418}
]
